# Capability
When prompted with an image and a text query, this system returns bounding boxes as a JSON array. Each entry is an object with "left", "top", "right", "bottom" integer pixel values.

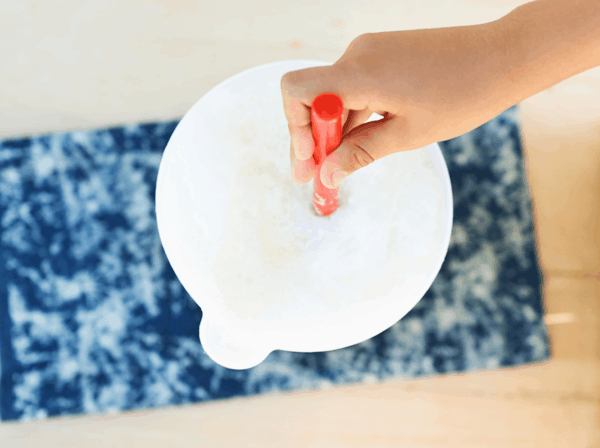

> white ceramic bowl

[{"left": 156, "top": 60, "right": 453, "bottom": 370}]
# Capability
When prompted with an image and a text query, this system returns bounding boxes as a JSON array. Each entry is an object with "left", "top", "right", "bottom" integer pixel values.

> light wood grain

[
  {"left": 1, "top": 0, "right": 599, "bottom": 447},
  {"left": 0, "top": 0, "right": 529, "bottom": 140}
]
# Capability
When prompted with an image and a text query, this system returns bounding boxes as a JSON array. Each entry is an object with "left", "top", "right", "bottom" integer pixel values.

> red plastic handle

[{"left": 311, "top": 93, "right": 344, "bottom": 217}]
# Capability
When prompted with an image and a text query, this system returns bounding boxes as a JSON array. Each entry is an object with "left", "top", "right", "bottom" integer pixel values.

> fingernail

[{"left": 331, "top": 169, "right": 348, "bottom": 188}]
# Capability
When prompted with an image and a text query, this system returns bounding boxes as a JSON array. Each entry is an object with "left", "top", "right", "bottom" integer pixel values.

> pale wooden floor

[{"left": 1, "top": 1, "right": 599, "bottom": 447}]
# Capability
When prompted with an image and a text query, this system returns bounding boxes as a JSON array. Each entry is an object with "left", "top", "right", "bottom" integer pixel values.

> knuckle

[
  {"left": 349, "top": 144, "right": 375, "bottom": 170},
  {"left": 337, "top": 35, "right": 376, "bottom": 88},
  {"left": 281, "top": 72, "right": 292, "bottom": 92},
  {"left": 281, "top": 70, "right": 301, "bottom": 94},
  {"left": 350, "top": 33, "right": 372, "bottom": 48}
]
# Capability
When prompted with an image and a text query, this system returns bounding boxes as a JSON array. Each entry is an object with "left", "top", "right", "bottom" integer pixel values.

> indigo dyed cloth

[{"left": 0, "top": 105, "right": 550, "bottom": 422}]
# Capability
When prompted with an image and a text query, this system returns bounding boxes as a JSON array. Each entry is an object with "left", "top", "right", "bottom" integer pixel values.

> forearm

[{"left": 493, "top": 0, "right": 600, "bottom": 105}]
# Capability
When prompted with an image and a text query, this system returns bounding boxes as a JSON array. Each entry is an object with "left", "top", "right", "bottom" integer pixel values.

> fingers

[
  {"left": 291, "top": 123, "right": 314, "bottom": 161},
  {"left": 289, "top": 108, "right": 367, "bottom": 185},
  {"left": 341, "top": 108, "right": 350, "bottom": 130},
  {"left": 290, "top": 140, "right": 315, "bottom": 184},
  {"left": 320, "top": 115, "right": 409, "bottom": 188},
  {"left": 281, "top": 67, "right": 326, "bottom": 162},
  {"left": 281, "top": 65, "right": 368, "bottom": 149},
  {"left": 281, "top": 64, "right": 375, "bottom": 185},
  {"left": 343, "top": 108, "right": 374, "bottom": 134}
]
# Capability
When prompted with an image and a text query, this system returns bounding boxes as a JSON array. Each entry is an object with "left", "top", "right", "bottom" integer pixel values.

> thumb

[{"left": 320, "top": 115, "right": 406, "bottom": 189}]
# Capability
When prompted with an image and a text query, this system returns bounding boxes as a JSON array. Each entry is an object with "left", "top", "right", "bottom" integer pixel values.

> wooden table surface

[{"left": 1, "top": 1, "right": 599, "bottom": 446}]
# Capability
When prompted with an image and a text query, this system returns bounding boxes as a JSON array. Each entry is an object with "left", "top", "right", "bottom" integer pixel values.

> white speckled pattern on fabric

[{"left": 0, "top": 107, "right": 550, "bottom": 422}]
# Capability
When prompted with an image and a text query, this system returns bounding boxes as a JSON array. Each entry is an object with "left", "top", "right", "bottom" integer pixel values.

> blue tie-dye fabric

[{"left": 0, "top": 105, "right": 550, "bottom": 422}]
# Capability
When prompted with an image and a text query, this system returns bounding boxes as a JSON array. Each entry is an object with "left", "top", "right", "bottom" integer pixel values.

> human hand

[{"left": 281, "top": 22, "right": 515, "bottom": 188}]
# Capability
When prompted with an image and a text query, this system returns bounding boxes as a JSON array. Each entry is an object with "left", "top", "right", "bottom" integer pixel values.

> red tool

[{"left": 311, "top": 93, "right": 344, "bottom": 217}]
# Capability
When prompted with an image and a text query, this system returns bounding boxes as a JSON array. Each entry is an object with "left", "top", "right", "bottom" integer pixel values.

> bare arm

[
  {"left": 494, "top": 0, "right": 600, "bottom": 105},
  {"left": 281, "top": 0, "right": 600, "bottom": 186}
]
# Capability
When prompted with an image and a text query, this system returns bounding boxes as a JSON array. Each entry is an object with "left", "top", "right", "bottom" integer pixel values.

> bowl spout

[{"left": 199, "top": 312, "right": 272, "bottom": 370}]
